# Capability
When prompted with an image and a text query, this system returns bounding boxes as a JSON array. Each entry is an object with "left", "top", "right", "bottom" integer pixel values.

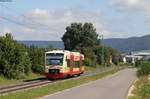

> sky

[{"left": 0, "top": 0, "right": 150, "bottom": 41}]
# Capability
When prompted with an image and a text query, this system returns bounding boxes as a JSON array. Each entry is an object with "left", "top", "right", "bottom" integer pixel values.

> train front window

[
  {"left": 46, "top": 53, "right": 64, "bottom": 66},
  {"left": 46, "top": 59, "right": 63, "bottom": 66}
]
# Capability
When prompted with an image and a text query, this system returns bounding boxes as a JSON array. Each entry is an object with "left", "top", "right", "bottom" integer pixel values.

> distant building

[
  {"left": 124, "top": 55, "right": 142, "bottom": 64},
  {"left": 133, "top": 52, "right": 150, "bottom": 60},
  {"left": 123, "top": 50, "right": 150, "bottom": 64},
  {"left": 123, "top": 57, "right": 126, "bottom": 63}
]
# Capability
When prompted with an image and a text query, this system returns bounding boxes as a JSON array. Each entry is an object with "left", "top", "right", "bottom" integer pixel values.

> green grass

[
  {"left": 128, "top": 76, "right": 150, "bottom": 99},
  {"left": 0, "top": 73, "right": 44, "bottom": 86},
  {"left": 0, "top": 65, "right": 120, "bottom": 86},
  {"left": 84, "top": 65, "right": 103, "bottom": 71},
  {"left": 0, "top": 68, "right": 123, "bottom": 99},
  {"left": 0, "top": 66, "right": 103, "bottom": 86}
]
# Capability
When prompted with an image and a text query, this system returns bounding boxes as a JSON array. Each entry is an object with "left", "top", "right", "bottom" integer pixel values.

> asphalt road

[{"left": 42, "top": 68, "right": 137, "bottom": 99}]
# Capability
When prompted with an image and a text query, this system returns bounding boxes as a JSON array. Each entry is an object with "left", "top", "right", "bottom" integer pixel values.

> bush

[
  {"left": 132, "top": 76, "right": 150, "bottom": 99},
  {"left": 135, "top": 60, "right": 142, "bottom": 67},
  {"left": 82, "top": 47, "right": 97, "bottom": 67},
  {"left": 27, "top": 46, "right": 45, "bottom": 74},
  {"left": 138, "top": 62, "right": 150, "bottom": 76},
  {"left": 140, "top": 82, "right": 150, "bottom": 98},
  {"left": 0, "top": 33, "right": 31, "bottom": 79}
]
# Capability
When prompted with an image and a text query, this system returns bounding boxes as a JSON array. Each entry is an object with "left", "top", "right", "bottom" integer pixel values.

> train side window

[
  {"left": 74, "top": 61, "right": 80, "bottom": 68},
  {"left": 67, "top": 59, "right": 70, "bottom": 67}
]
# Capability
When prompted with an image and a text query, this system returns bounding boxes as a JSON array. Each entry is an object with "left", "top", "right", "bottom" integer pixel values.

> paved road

[{"left": 42, "top": 68, "right": 137, "bottom": 99}]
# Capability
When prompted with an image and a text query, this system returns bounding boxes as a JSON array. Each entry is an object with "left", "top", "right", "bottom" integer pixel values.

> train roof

[
  {"left": 46, "top": 50, "right": 84, "bottom": 56},
  {"left": 46, "top": 50, "right": 70, "bottom": 54}
]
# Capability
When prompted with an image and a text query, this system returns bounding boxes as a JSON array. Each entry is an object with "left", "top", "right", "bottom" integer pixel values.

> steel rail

[{"left": 0, "top": 66, "right": 123, "bottom": 95}]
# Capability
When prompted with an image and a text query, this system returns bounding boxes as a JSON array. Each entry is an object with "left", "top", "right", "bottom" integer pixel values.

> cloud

[
  {"left": 20, "top": 28, "right": 36, "bottom": 33},
  {"left": 102, "top": 31, "right": 129, "bottom": 38},
  {"left": 3, "top": 27, "right": 12, "bottom": 33},
  {"left": 109, "top": 0, "right": 150, "bottom": 15},
  {"left": 0, "top": 27, "right": 12, "bottom": 36},
  {"left": 1, "top": 7, "right": 129, "bottom": 40},
  {"left": 14, "top": 8, "right": 112, "bottom": 40},
  {"left": 33, "top": 8, "right": 49, "bottom": 16}
]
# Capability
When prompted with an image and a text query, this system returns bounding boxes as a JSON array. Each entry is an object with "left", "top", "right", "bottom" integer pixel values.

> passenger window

[
  {"left": 67, "top": 59, "right": 70, "bottom": 67},
  {"left": 74, "top": 61, "right": 80, "bottom": 68}
]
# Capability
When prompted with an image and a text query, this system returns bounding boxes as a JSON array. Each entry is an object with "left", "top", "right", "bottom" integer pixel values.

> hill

[
  {"left": 103, "top": 35, "right": 150, "bottom": 52},
  {"left": 18, "top": 35, "right": 150, "bottom": 52},
  {"left": 19, "top": 41, "right": 64, "bottom": 49}
]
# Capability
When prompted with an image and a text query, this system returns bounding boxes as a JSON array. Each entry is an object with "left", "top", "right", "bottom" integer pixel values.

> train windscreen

[{"left": 46, "top": 53, "right": 64, "bottom": 66}]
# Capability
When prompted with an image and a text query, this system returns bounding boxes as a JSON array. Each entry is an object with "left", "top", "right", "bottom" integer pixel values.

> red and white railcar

[{"left": 45, "top": 50, "right": 84, "bottom": 79}]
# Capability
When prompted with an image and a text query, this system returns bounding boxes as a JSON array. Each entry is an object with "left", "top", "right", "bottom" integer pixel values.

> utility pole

[{"left": 98, "top": 34, "right": 104, "bottom": 66}]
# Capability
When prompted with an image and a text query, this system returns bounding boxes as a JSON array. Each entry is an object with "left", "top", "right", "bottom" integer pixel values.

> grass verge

[
  {"left": 0, "top": 73, "right": 44, "bottom": 86},
  {"left": 0, "top": 65, "right": 104, "bottom": 86},
  {"left": 84, "top": 65, "right": 102, "bottom": 71},
  {"left": 0, "top": 68, "right": 123, "bottom": 99},
  {"left": 128, "top": 76, "right": 150, "bottom": 99}
]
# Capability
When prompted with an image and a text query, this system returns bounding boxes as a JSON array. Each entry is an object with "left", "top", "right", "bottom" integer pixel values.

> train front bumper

[{"left": 45, "top": 72, "right": 68, "bottom": 79}]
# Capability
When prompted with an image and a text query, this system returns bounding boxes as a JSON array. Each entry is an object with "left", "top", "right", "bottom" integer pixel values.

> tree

[
  {"left": 93, "top": 46, "right": 103, "bottom": 64},
  {"left": 62, "top": 22, "right": 121, "bottom": 67},
  {"left": 62, "top": 22, "right": 100, "bottom": 50},
  {"left": 0, "top": 33, "right": 31, "bottom": 79},
  {"left": 46, "top": 44, "right": 54, "bottom": 51},
  {"left": 82, "top": 47, "right": 97, "bottom": 66},
  {"left": 27, "top": 46, "right": 45, "bottom": 74},
  {"left": 108, "top": 47, "right": 121, "bottom": 65}
]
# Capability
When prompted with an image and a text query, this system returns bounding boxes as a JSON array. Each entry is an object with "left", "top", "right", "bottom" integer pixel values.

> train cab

[{"left": 45, "top": 50, "right": 84, "bottom": 79}]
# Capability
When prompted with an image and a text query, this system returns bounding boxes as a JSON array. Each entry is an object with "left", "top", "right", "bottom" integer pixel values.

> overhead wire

[
  {"left": 0, "top": 4, "right": 55, "bottom": 30},
  {"left": 0, "top": 15, "right": 59, "bottom": 38},
  {"left": 0, "top": 4, "right": 60, "bottom": 38}
]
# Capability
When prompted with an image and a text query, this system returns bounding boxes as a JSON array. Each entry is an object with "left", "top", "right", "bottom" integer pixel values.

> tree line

[
  {"left": 0, "top": 22, "right": 121, "bottom": 79},
  {"left": 62, "top": 22, "right": 122, "bottom": 67},
  {"left": 0, "top": 33, "right": 53, "bottom": 79}
]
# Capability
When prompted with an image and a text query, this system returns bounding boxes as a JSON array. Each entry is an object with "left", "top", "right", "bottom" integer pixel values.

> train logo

[{"left": 45, "top": 50, "right": 84, "bottom": 79}]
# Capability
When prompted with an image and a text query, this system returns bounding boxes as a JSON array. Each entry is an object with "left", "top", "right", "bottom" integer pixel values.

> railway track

[
  {"left": 0, "top": 66, "right": 123, "bottom": 95},
  {"left": 0, "top": 80, "right": 53, "bottom": 94}
]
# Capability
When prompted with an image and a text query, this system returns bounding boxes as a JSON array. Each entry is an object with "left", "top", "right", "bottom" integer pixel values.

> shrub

[
  {"left": 135, "top": 60, "right": 142, "bottom": 67},
  {"left": 82, "top": 47, "right": 97, "bottom": 67},
  {"left": 138, "top": 62, "right": 150, "bottom": 76},
  {"left": 27, "top": 46, "right": 45, "bottom": 74},
  {"left": 0, "top": 33, "right": 31, "bottom": 79},
  {"left": 140, "top": 82, "right": 150, "bottom": 98}
]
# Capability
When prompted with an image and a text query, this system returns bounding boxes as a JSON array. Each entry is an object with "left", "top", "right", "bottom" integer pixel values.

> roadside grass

[
  {"left": 84, "top": 65, "right": 102, "bottom": 71},
  {"left": 128, "top": 76, "right": 150, "bottom": 99},
  {"left": 0, "top": 68, "right": 123, "bottom": 99},
  {"left": 0, "top": 73, "right": 44, "bottom": 86},
  {"left": 0, "top": 66, "right": 102, "bottom": 86},
  {"left": 84, "top": 64, "right": 123, "bottom": 71}
]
